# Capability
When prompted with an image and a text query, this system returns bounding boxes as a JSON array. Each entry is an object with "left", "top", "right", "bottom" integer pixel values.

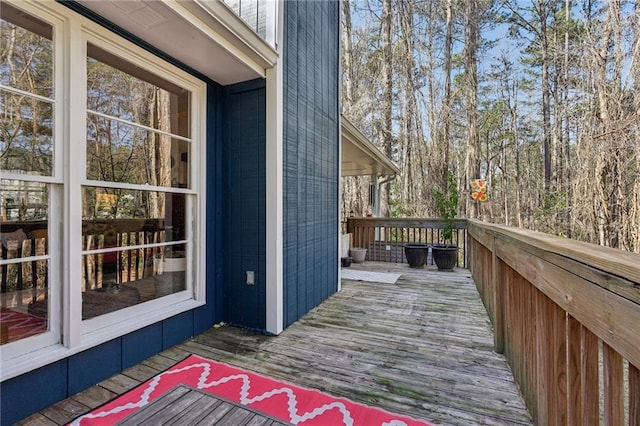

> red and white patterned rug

[
  {"left": 72, "top": 354, "right": 432, "bottom": 426},
  {"left": 0, "top": 308, "right": 47, "bottom": 343}
]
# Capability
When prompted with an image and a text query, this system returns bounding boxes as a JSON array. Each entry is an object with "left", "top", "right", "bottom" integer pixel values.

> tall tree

[
  {"left": 503, "top": 0, "right": 555, "bottom": 191},
  {"left": 464, "top": 0, "right": 481, "bottom": 218},
  {"left": 441, "top": 0, "right": 454, "bottom": 194},
  {"left": 381, "top": 0, "right": 393, "bottom": 216}
]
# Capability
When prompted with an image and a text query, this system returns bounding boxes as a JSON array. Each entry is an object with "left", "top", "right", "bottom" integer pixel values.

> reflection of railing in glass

[
  {"left": 1, "top": 218, "right": 188, "bottom": 324},
  {"left": 79, "top": 218, "right": 186, "bottom": 319},
  {"left": 0, "top": 221, "right": 49, "bottom": 344}
]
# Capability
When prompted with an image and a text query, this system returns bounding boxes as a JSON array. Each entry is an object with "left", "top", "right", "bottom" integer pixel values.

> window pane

[
  {"left": 0, "top": 3, "right": 53, "bottom": 98},
  {"left": 86, "top": 44, "right": 190, "bottom": 138},
  {"left": 86, "top": 114, "right": 190, "bottom": 188},
  {"left": 81, "top": 187, "right": 188, "bottom": 318},
  {"left": 82, "top": 187, "right": 186, "bottom": 240},
  {"left": 1, "top": 259, "right": 49, "bottom": 344},
  {"left": 81, "top": 244, "right": 186, "bottom": 320},
  {"left": 1, "top": 90, "right": 54, "bottom": 176},
  {"left": 1, "top": 178, "right": 49, "bottom": 344},
  {"left": 0, "top": 179, "right": 49, "bottom": 231}
]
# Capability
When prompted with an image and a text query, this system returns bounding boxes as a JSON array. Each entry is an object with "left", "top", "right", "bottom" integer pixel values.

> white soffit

[
  {"left": 75, "top": 0, "right": 278, "bottom": 85},
  {"left": 341, "top": 116, "right": 400, "bottom": 177}
]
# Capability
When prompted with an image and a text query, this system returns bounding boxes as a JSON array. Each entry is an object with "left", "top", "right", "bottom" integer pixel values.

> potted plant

[
  {"left": 404, "top": 243, "right": 429, "bottom": 268},
  {"left": 350, "top": 247, "right": 367, "bottom": 263},
  {"left": 432, "top": 171, "right": 459, "bottom": 271},
  {"left": 341, "top": 256, "right": 353, "bottom": 267}
]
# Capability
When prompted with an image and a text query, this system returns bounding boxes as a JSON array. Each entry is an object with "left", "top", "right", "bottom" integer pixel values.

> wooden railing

[
  {"left": 467, "top": 219, "right": 640, "bottom": 425},
  {"left": 346, "top": 217, "right": 467, "bottom": 267}
]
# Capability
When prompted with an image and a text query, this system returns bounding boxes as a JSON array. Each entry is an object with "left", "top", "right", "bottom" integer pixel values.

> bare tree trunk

[
  {"left": 632, "top": 0, "right": 640, "bottom": 251},
  {"left": 441, "top": 0, "right": 453, "bottom": 193},
  {"left": 539, "top": 0, "right": 552, "bottom": 191},
  {"left": 563, "top": 0, "right": 572, "bottom": 238},
  {"left": 592, "top": 0, "right": 620, "bottom": 248},
  {"left": 381, "top": 0, "right": 393, "bottom": 216},
  {"left": 464, "top": 0, "right": 480, "bottom": 219},
  {"left": 341, "top": 0, "right": 354, "bottom": 111},
  {"left": 156, "top": 89, "right": 171, "bottom": 217},
  {"left": 423, "top": 0, "right": 440, "bottom": 207}
]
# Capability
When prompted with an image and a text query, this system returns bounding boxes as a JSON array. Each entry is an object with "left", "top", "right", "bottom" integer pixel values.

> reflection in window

[
  {"left": 0, "top": 3, "right": 54, "bottom": 177},
  {"left": 81, "top": 42, "right": 193, "bottom": 319},
  {"left": 86, "top": 116, "right": 190, "bottom": 188},
  {"left": 86, "top": 43, "right": 190, "bottom": 137},
  {"left": 80, "top": 187, "right": 187, "bottom": 319},
  {"left": 0, "top": 180, "right": 49, "bottom": 345}
]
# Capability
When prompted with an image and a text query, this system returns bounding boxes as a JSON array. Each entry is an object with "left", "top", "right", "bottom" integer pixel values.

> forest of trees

[{"left": 341, "top": 0, "right": 640, "bottom": 253}]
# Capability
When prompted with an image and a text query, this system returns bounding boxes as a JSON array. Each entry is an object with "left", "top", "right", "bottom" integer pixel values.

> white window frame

[{"left": 1, "top": 0, "right": 207, "bottom": 381}]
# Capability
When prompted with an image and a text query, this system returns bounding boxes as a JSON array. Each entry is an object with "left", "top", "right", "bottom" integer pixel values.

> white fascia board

[
  {"left": 164, "top": 1, "right": 273, "bottom": 76},
  {"left": 178, "top": 0, "right": 278, "bottom": 68}
]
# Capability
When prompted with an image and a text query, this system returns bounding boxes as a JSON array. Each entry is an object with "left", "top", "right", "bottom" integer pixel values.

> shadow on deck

[{"left": 22, "top": 262, "right": 532, "bottom": 426}]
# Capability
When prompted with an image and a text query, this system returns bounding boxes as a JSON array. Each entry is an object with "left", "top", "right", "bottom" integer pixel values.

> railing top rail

[
  {"left": 347, "top": 217, "right": 467, "bottom": 229},
  {"left": 467, "top": 219, "right": 640, "bottom": 286}
]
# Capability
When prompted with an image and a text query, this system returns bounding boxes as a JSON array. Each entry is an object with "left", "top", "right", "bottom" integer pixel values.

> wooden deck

[
  {"left": 118, "top": 385, "right": 291, "bottom": 425},
  {"left": 19, "top": 262, "right": 532, "bottom": 426}
]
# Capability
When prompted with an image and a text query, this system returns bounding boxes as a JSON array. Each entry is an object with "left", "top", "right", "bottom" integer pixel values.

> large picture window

[{"left": 0, "top": 1, "right": 205, "bottom": 377}]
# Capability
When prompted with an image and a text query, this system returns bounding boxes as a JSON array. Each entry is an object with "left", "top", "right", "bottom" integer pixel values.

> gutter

[{"left": 373, "top": 174, "right": 397, "bottom": 217}]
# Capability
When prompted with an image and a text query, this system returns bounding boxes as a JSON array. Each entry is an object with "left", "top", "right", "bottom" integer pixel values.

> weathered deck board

[
  {"left": 117, "top": 385, "right": 290, "bottom": 426},
  {"left": 18, "top": 262, "right": 532, "bottom": 426}
]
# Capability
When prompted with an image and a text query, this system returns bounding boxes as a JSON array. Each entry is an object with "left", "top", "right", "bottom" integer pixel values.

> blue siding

[
  {"left": 196, "top": 83, "right": 225, "bottom": 334},
  {"left": 122, "top": 323, "right": 163, "bottom": 369},
  {"left": 68, "top": 340, "right": 122, "bottom": 395},
  {"left": 283, "top": 0, "right": 340, "bottom": 327},
  {"left": 222, "top": 79, "right": 267, "bottom": 331},
  {"left": 0, "top": 360, "right": 67, "bottom": 425}
]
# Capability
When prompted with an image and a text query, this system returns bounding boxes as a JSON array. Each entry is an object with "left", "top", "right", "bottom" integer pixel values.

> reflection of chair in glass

[
  {"left": 1, "top": 224, "right": 49, "bottom": 314},
  {"left": 27, "top": 229, "right": 48, "bottom": 304},
  {"left": 1, "top": 229, "right": 28, "bottom": 306}
]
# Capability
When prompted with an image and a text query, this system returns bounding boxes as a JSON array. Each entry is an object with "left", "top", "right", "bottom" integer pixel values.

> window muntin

[{"left": 1, "top": 4, "right": 54, "bottom": 177}]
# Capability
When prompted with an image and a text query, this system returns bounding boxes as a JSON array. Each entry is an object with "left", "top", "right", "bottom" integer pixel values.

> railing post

[{"left": 491, "top": 235, "right": 504, "bottom": 354}]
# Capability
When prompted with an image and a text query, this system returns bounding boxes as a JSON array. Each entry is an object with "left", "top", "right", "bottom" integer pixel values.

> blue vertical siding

[
  {"left": 0, "top": 361, "right": 67, "bottom": 425},
  {"left": 222, "top": 79, "right": 267, "bottom": 331},
  {"left": 283, "top": 0, "right": 340, "bottom": 327}
]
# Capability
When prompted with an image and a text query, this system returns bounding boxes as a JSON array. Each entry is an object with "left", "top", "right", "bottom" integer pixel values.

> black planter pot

[
  {"left": 404, "top": 244, "right": 429, "bottom": 268},
  {"left": 341, "top": 257, "right": 353, "bottom": 267},
  {"left": 432, "top": 244, "right": 458, "bottom": 271}
]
